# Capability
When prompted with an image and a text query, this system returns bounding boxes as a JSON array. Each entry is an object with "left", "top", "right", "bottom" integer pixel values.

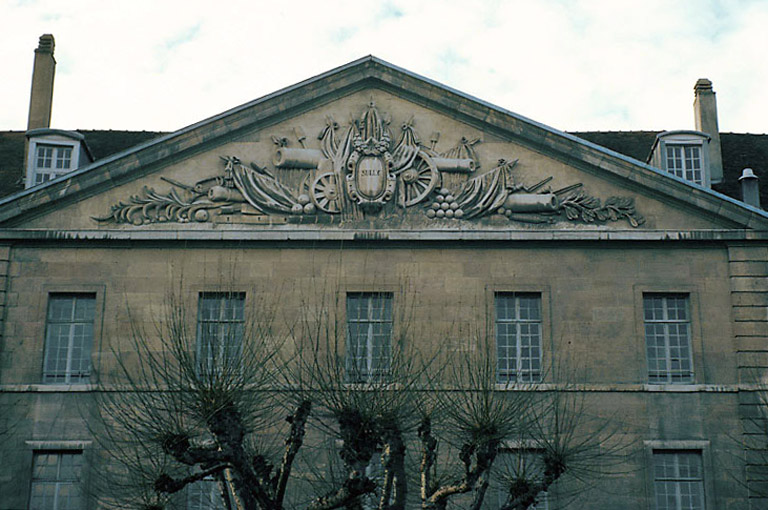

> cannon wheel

[
  {"left": 310, "top": 172, "right": 343, "bottom": 214},
  {"left": 399, "top": 150, "right": 440, "bottom": 207}
]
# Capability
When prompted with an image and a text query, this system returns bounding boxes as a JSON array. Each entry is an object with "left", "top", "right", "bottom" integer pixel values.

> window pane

[
  {"left": 43, "top": 294, "right": 96, "bottom": 384},
  {"left": 30, "top": 452, "right": 83, "bottom": 510},
  {"left": 653, "top": 451, "right": 705, "bottom": 510},
  {"left": 197, "top": 293, "right": 245, "bottom": 373},
  {"left": 188, "top": 478, "right": 226, "bottom": 510},
  {"left": 665, "top": 144, "right": 703, "bottom": 185},
  {"left": 36, "top": 146, "right": 53, "bottom": 169},
  {"left": 644, "top": 294, "right": 693, "bottom": 384},
  {"left": 56, "top": 147, "right": 72, "bottom": 170},
  {"left": 496, "top": 293, "right": 543, "bottom": 383},
  {"left": 346, "top": 293, "right": 393, "bottom": 382}
]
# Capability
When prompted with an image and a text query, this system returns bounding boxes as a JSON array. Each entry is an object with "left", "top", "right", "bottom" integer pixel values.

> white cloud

[{"left": 0, "top": 0, "right": 766, "bottom": 133}]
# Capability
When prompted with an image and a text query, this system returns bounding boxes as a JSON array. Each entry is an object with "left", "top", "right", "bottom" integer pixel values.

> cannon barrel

[
  {"left": 504, "top": 193, "right": 559, "bottom": 212},
  {"left": 273, "top": 148, "right": 325, "bottom": 169},
  {"left": 208, "top": 186, "right": 246, "bottom": 203},
  {"left": 432, "top": 157, "right": 475, "bottom": 173}
]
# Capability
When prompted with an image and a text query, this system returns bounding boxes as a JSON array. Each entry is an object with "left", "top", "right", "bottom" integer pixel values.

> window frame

[
  {"left": 27, "top": 449, "right": 87, "bottom": 510},
  {"left": 664, "top": 143, "right": 704, "bottom": 186},
  {"left": 26, "top": 138, "right": 81, "bottom": 188},
  {"left": 345, "top": 291, "right": 394, "bottom": 383},
  {"left": 653, "top": 131, "right": 711, "bottom": 188},
  {"left": 634, "top": 285, "right": 702, "bottom": 386},
  {"left": 494, "top": 292, "right": 544, "bottom": 384},
  {"left": 41, "top": 292, "right": 100, "bottom": 385},
  {"left": 643, "top": 441, "right": 715, "bottom": 510},
  {"left": 487, "top": 283, "right": 550, "bottom": 387},
  {"left": 187, "top": 475, "right": 227, "bottom": 510},
  {"left": 195, "top": 291, "right": 247, "bottom": 376},
  {"left": 641, "top": 293, "right": 696, "bottom": 385}
]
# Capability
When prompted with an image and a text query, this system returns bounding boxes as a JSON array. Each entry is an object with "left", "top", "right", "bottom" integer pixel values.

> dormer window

[
  {"left": 34, "top": 143, "right": 73, "bottom": 184},
  {"left": 665, "top": 143, "right": 702, "bottom": 185},
  {"left": 648, "top": 131, "right": 711, "bottom": 188},
  {"left": 25, "top": 128, "right": 93, "bottom": 188}
]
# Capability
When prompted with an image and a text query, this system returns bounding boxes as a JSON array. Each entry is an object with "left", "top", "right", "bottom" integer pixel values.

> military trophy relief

[{"left": 94, "top": 102, "right": 644, "bottom": 228}]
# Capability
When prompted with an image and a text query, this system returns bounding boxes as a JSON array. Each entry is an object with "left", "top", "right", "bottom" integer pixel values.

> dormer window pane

[
  {"left": 665, "top": 145, "right": 703, "bottom": 185},
  {"left": 56, "top": 147, "right": 72, "bottom": 169},
  {"left": 30, "top": 143, "right": 79, "bottom": 188},
  {"left": 36, "top": 145, "right": 54, "bottom": 168}
]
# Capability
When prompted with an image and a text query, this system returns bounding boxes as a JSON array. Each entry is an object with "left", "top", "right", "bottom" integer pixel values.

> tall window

[
  {"left": 643, "top": 294, "right": 693, "bottom": 384},
  {"left": 346, "top": 292, "right": 393, "bottom": 382},
  {"left": 187, "top": 477, "right": 226, "bottom": 510},
  {"left": 495, "top": 293, "right": 542, "bottom": 383},
  {"left": 197, "top": 293, "right": 245, "bottom": 374},
  {"left": 653, "top": 451, "right": 705, "bottom": 510},
  {"left": 666, "top": 145, "right": 703, "bottom": 185},
  {"left": 28, "top": 451, "right": 83, "bottom": 510},
  {"left": 43, "top": 294, "right": 96, "bottom": 384},
  {"left": 34, "top": 144, "right": 73, "bottom": 185}
]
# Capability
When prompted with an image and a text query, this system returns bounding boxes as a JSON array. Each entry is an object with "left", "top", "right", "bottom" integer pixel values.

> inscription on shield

[{"left": 355, "top": 156, "right": 386, "bottom": 200}]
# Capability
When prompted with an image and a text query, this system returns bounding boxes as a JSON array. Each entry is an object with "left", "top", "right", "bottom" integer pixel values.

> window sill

[{"left": 0, "top": 383, "right": 96, "bottom": 392}]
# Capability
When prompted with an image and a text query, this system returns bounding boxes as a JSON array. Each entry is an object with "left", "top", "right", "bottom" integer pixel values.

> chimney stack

[
  {"left": 739, "top": 168, "right": 761, "bottom": 209},
  {"left": 27, "top": 34, "right": 56, "bottom": 130},
  {"left": 693, "top": 78, "right": 723, "bottom": 184}
]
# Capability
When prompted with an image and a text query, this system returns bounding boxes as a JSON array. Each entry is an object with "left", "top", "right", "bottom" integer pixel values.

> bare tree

[
  {"left": 92, "top": 287, "right": 311, "bottom": 510},
  {"left": 287, "top": 277, "right": 432, "bottom": 510},
  {"left": 92, "top": 276, "right": 626, "bottom": 510}
]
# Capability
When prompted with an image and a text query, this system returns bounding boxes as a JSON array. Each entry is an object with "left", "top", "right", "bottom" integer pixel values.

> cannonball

[
  {"left": 436, "top": 195, "right": 445, "bottom": 203},
  {"left": 450, "top": 202, "right": 459, "bottom": 210},
  {"left": 439, "top": 188, "right": 450, "bottom": 196},
  {"left": 445, "top": 195, "right": 455, "bottom": 202},
  {"left": 426, "top": 209, "right": 436, "bottom": 218},
  {"left": 497, "top": 207, "right": 506, "bottom": 215},
  {"left": 298, "top": 194, "right": 311, "bottom": 205},
  {"left": 431, "top": 202, "right": 440, "bottom": 210},
  {"left": 303, "top": 203, "right": 316, "bottom": 215},
  {"left": 440, "top": 202, "right": 450, "bottom": 210},
  {"left": 436, "top": 209, "right": 445, "bottom": 218},
  {"left": 505, "top": 209, "right": 513, "bottom": 217},
  {"left": 291, "top": 204, "right": 304, "bottom": 215},
  {"left": 454, "top": 209, "right": 464, "bottom": 218},
  {"left": 445, "top": 209, "right": 454, "bottom": 218},
  {"left": 194, "top": 209, "right": 209, "bottom": 222}
]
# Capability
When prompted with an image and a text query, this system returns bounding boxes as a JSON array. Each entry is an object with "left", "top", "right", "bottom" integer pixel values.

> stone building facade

[{"left": 1, "top": 55, "right": 768, "bottom": 509}]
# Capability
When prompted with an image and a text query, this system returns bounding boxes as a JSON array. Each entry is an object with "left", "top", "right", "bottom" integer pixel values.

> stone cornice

[{"left": 0, "top": 228, "right": 767, "bottom": 243}]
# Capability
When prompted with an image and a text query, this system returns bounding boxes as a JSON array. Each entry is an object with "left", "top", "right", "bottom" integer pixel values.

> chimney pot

[
  {"left": 36, "top": 34, "right": 55, "bottom": 53},
  {"left": 694, "top": 78, "right": 713, "bottom": 92},
  {"left": 739, "top": 168, "right": 757, "bottom": 181},
  {"left": 739, "top": 168, "right": 761, "bottom": 209}
]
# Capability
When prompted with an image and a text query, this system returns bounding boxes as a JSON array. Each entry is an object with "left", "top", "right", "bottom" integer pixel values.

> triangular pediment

[{"left": 1, "top": 56, "right": 766, "bottom": 234}]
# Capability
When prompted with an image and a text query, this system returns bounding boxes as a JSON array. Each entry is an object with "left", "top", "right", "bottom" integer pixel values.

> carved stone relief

[{"left": 95, "top": 102, "right": 644, "bottom": 228}]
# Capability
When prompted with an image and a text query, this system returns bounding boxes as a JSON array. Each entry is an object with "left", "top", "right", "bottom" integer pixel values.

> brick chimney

[
  {"left": 693, "top": 78, "right": 723, "bottom": 184},
  {"left": 27, "top": 34, "right": 56, "bottom": 130}
]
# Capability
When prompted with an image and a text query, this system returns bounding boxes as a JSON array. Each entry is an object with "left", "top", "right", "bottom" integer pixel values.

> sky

[{"left": 1, "top": 0, "right": 767, "bottom": 134}]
